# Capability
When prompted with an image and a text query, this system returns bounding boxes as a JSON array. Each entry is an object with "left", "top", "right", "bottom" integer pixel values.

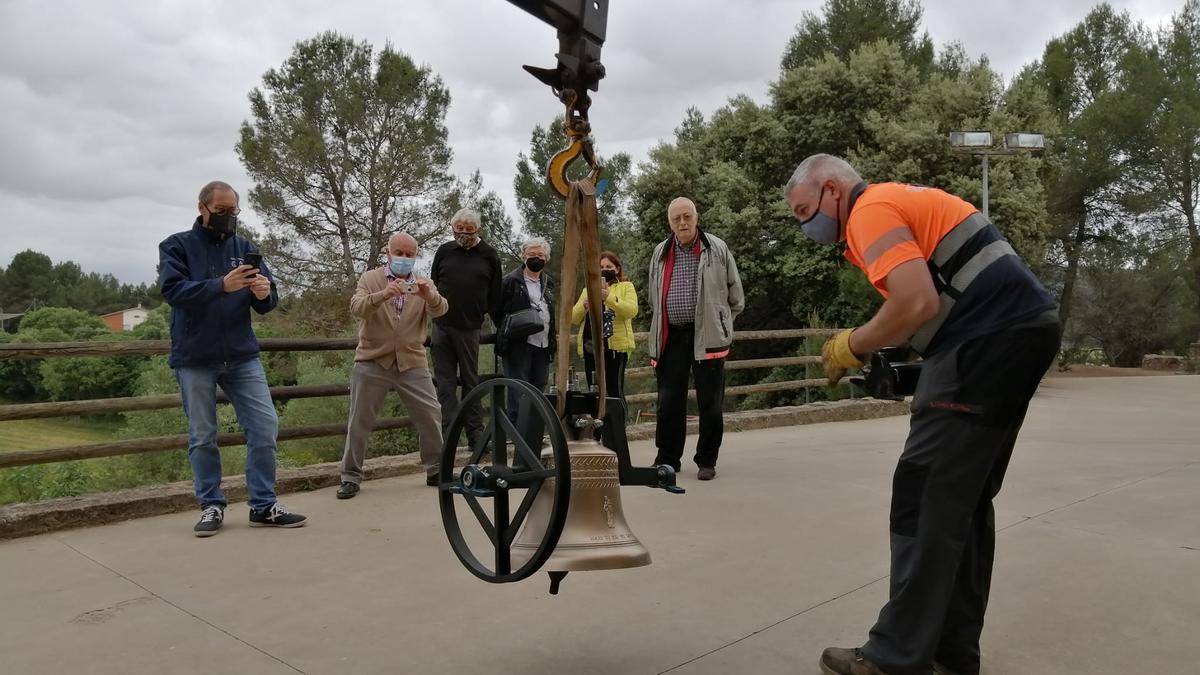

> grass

[{"left": 0, "top": 417, "right": 123, "bottom": 453}]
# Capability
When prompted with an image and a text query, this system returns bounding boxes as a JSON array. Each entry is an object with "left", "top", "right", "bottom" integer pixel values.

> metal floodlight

[
  {"left": 949, "top": 131, "right": 993, "bottom": 148},
  {"left": 1004, "top": 133, "right": 1045, "bottom": 150}
]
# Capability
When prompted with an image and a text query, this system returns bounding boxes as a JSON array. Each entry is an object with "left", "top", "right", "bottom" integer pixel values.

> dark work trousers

[
  {"left": 501, "top": 340, "right": 551, "bottom": 450},
  {"left": 653, "top": 325, "right": 726, "bottom": 471},
  {"left": 430, "top": 323, "right": 483, "bottom": 445},
  {"left": 584, "top": 348, "right": 629, "bottom": 401},
  {"left": 862, "top": 317, "right": 1061, "bottom": 675}
]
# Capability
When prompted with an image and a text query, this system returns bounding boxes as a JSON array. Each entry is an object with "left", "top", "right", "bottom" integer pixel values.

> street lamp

[{"left": 949, "top": 130, "right": 1045, "bottom": 220}]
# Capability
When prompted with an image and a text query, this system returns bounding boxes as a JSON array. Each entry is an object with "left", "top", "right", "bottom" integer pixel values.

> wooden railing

[{"left": 0, "top": 328, "right": 844, "bottom": 469}]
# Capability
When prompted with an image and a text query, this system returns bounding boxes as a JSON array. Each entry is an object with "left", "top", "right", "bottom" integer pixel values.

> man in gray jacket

[{"left": 648, "top": 197, "right": 745, "bottom": 480}]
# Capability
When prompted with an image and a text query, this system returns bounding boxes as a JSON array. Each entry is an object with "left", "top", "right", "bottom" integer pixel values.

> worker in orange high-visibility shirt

[{"left": 785, "top": 154, "right": 1061, "bottom": 675}]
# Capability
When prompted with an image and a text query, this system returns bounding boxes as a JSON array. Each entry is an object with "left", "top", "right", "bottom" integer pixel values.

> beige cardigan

[{"left": 350, "top": 267, "right": 448, "bottom": 371}]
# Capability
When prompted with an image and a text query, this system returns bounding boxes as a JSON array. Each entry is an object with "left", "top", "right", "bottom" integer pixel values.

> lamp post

[{"left": 949, "top": 131, "right": 1045, "bottom": 220}]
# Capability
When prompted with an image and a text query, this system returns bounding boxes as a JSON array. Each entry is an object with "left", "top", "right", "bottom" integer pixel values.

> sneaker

[
  {"left": 819, "top": 647, "right": 891, "bottom": 675},
  {"left": 336, "top": 481, "right": 360, "bottom": 500},
  {"left": 426, "top": 471, "right": 441, "bottom": 487},
  {"left": 697, "top": 466, "right": 717, "bottom": 481},
  {"left": 193, "top": 505, "right": 224, "bottom": 537},
  {"left": 248, "top": 503, "right": 308, "bottom": 528}
]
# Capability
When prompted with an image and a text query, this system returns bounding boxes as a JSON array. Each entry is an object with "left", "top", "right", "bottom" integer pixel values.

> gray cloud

[{"left": 0, "top": 0, "right": 1181, "bottom": 284}]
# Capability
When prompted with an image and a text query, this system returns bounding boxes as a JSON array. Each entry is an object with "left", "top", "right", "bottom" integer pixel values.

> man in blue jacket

[{"left": 158, "top": 180, "right": 307, "bottom": 537}]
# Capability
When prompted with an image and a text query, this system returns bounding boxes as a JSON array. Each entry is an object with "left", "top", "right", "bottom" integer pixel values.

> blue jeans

[{"left": 175, "top": 358, "right": 279, "bottom": 510}]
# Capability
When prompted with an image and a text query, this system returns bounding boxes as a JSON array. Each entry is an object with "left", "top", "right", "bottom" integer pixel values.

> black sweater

[{"left": 430, "top": 239, "right": 503, "bottom": 330}]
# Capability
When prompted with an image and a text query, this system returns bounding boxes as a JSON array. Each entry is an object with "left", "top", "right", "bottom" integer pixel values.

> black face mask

[
  {"left": 601, "top": 269, "right": 618, "bottom": 284},
  {"left": 206, "top": 210, "right": 237, "bottom": 235},
  {"left": 525, "top": 257, "right": 546, "bottom": 273}
]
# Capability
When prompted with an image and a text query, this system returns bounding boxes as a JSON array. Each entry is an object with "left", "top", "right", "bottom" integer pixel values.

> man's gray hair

[
  {"left": 198, "top": 180, "right": 238, "bottom": 205},
  {"left": 449, "top": 207, "right": 481, "bottom": 229},
  {"left": 521, "top": 236, "right": 551, "bottom": 258},
  {"left": 783, "top": 154, "right": 863, "bottom": 197}
]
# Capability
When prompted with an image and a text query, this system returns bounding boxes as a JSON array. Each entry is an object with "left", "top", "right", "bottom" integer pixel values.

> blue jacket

[{"left": 158, "top": 220, "right": 278, "bottom": 368}]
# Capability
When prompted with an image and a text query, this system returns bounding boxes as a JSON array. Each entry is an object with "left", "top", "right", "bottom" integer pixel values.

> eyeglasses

[
  {"left": 209, "top": 206, "right": 241, "bottom": 217},
  {"left": 451, "top": 225, "right": 479, "bottom": 235}
]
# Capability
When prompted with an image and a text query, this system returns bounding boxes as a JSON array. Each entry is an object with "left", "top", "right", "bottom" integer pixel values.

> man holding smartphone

[
  {"left": 158, "top": 180, "right": 307, "bottom": 536},
  {"left": 337, "top": 232, "right": 449, "bottom": 497}
]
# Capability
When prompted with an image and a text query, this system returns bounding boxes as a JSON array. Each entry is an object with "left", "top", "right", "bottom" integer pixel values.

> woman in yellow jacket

[{"left": 571, "top": 250, "right": 638, "bottom": 401}]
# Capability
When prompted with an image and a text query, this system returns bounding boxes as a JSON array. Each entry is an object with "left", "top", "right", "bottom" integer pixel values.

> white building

[{"left": 101, "top": 304, "right": 149, "bottom": 332}]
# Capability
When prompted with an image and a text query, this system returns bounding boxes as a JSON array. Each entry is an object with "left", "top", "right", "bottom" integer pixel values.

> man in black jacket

[
  {"left": 158, "top": 180, "right": 306, "bottom": 537},
  {"left": 429, "top": 207, "right": 503, "bottom": 447}
]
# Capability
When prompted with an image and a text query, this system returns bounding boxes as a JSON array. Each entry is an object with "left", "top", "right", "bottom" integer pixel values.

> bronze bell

[{"left": 511, "top": 438, "right": 651, "bottom": 591}]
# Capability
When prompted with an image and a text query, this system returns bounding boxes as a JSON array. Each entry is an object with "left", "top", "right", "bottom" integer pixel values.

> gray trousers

[{"left": 339, "top": 361, "right": 443, "bottom": 484}]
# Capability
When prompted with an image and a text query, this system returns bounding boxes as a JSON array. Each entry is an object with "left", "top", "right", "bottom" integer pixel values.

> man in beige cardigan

[{"left": 337, "top": 233, "right": 449, "bottom": 498}]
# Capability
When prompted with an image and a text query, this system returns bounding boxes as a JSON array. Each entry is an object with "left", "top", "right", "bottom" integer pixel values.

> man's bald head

[
  {"left": 667, "top": 197, "right": 699, "bottom": 246},
  {"left": 387, "top": 232, "right": 418, "bottom": 258}
]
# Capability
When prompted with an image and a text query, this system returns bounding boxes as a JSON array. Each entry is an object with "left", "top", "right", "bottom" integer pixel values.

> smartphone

[{"left": 244, "top": 253, "right": 263, "bottom": 272}]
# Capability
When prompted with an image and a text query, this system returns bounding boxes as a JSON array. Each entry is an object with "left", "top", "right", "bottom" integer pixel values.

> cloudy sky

[{"left": 0, "top": 0, "right": 1183, "bottom": 285}]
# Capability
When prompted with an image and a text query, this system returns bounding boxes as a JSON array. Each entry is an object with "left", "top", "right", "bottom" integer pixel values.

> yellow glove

[{"left": 822, "top": 329, "right": 864, "bottom": 386}]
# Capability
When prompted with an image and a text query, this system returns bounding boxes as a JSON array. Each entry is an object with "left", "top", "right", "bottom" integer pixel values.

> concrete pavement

[{"left": 1, "top": 376, "right": 1197, "bottom": 674}]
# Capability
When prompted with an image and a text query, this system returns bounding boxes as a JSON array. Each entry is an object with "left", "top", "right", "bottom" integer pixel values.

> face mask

[
  {"left": 798, "top": 188, "right": 841, "bottom": 245},
  {"left": 601, "top": 269, "right": 618, "bottom": 284},
  {"left": 525, "top": 257, "right": 546, "bottom": 273},
  {"left": 206, "top": 209, "right": 237, "bottom": 234},
  {"left": 389, "top": 256, "right": 415, "bottom": 277},
  {"left": 454, "top": 232, "right": 477, "bottom": 248}
]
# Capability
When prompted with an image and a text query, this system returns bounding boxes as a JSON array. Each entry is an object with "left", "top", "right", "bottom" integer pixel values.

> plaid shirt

[
  {"left": 385, "top": 271, "right": 414, "bottom": 319},
  {"left": 665, "top": 237, "right": 700, "bottom": 326}
]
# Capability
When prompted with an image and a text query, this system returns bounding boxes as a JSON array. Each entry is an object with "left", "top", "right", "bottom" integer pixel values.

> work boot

[{"left": 819, "top": 647, "right": 891, "bottom": 675}]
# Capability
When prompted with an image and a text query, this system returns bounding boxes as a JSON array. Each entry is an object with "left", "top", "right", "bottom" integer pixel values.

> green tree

[
  {"left": 631, "top": 3, "right": 1060, "bottom": 409},
  {"left": 1120, "top": 0, "right": 1200, "bottom": 316},
  {"left": 779, "top": 0, "right": 934, "bottom": 72},
  {"left": 18, "top": 307, "right": 107, "bottom": 340},
  {"left": 513, "top": 117, "right": 636, "bottom": 263},
  {"left": 2, "top": 250, "right": 55, "bottom": 311},
  {"left": 1071, "top": 232, "right": 1197, "bottom": 366},
  {"left": 442, "top": 170, "right": 523, "bottom": 270},
  {"left": 238, "top": 32, "right": 454, "bottom": 292},
  {"left": 1035, "top": 4, "right": 1143, "bottom": 329},
  {"left": 131, "top": 303, "right": 170, "bottom": 340},
  {"left": 39, "top": 343, "right": 144, "bottom": 401},
  {"left": 0, "top": 327, "right": 68, "bottom": 400},
  {"left": 850, "top": 47, "right": 1057, "bottom": 264}
]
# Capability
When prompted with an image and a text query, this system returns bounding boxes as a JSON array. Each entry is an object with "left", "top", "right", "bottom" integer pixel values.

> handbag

[{"left": 501, "top": 306, "right": 543, "bottom": 341}]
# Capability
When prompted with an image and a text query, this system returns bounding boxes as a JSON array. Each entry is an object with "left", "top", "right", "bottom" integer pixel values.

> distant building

[
  {"left": 0, "top": 311, "right": 22, "bottom": 332},
  {"left": 101, "top": 304, "right": 148, "bottom": 332}
]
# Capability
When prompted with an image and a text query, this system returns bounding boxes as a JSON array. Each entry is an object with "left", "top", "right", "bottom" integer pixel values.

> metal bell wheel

[{"left": 436, "top": 377, "right": 571, "bottom": 584}]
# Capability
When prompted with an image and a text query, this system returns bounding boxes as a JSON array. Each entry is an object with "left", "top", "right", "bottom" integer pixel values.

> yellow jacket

[{"left": 570, "top": 280, "right": 638, "bottom": 355}]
